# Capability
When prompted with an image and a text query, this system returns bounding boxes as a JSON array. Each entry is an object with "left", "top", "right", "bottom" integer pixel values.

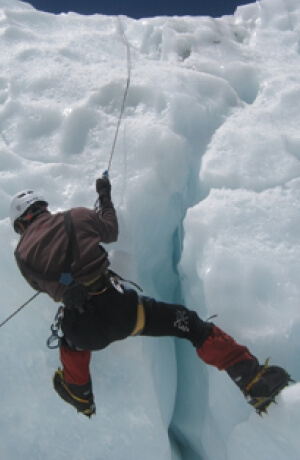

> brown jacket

[{"left": 15, "top": 199, "right": 118, "bottom": 302}]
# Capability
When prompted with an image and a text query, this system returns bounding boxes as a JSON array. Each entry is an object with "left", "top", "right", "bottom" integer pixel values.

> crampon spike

[{"left": 245, "top": 362, "right": 294, "bottom": 416}]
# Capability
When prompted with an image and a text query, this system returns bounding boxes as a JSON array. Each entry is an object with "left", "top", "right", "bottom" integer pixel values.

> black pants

[
  {"left": 61, "top": 287, "right": 212, "bottom": 351},
  {"left": 141, "top": 296, "right": 212, "bottom": 347}
]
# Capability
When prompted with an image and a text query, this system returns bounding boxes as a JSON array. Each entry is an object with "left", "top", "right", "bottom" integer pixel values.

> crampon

[
  {"left": 244, "top": 358, "right": 294, "bottom": 415},
  {"left": 53, "top": 368, "right": 96, "bottom": 418}
]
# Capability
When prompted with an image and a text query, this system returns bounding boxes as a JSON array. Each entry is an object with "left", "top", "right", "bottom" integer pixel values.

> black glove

[
  {"left": 62, "top": 283, "right": 89, "bottom": 313},
  {"left": 96, "top": 176, "right": 111, "bottom": 201}
]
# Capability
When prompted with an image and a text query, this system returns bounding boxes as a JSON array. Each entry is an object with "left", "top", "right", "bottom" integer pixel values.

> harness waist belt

[{"left": 84, "top": 270, "right": 110, "bottom": 294}]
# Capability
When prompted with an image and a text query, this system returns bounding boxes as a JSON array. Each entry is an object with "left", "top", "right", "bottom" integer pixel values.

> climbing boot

[
  {"left": 53, "top": 368, "right": 96, "bottom": 417},
  {"left": 227, "top": 358, "right": 292, "bottom": 415}
]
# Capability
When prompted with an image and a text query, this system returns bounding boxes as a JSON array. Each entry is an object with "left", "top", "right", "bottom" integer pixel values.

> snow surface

[{"left": 0, "top": 0, "right": 300, "bottom": 459}]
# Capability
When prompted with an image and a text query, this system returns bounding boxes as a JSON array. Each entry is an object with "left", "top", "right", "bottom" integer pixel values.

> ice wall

[{"left": 0, "top": 1, "right": 300, "bottom": 459}]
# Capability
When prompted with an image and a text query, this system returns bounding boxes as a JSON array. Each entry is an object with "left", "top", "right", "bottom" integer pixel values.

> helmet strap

[
  {"left": 16, "top": 205, "right": 48, "bottom": 234},
  {"left": 15, "top": 221, "right": 26, "bottom": 235}
]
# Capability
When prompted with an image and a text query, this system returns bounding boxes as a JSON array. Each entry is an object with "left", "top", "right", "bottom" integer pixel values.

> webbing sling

[{"left": 14, "top": 211, "right": 74, "bottom": 286}]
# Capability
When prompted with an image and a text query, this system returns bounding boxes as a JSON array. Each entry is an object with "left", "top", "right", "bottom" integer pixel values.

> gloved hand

[
  {"left": 96, "top": 176, "right": 111, "bottom": 201},
  {"left": 62, "top": 283, "right": 89, "bottom": 313}
]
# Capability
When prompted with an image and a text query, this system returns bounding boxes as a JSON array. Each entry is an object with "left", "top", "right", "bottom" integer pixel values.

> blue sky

[{"left": 25, "top": 0, "right": 255, "bottom": 19}]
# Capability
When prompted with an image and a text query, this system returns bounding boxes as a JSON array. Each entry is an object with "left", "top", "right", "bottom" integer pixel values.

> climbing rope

[
  {"left": 0, "top": 291, "right": 40, "bottom": 329},
  {"left": 105, "top": 16, "right": 131, "bottom": 175}
]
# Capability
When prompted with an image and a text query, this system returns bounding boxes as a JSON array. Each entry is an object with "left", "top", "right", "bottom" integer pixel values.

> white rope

[{"left": 106, "top": 16, "right": 131, "bottom": 174}]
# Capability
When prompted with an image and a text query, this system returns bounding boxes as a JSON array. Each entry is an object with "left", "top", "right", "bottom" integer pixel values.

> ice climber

[{"left": 10, "top": 178, "right": 291, "bottom": 418}]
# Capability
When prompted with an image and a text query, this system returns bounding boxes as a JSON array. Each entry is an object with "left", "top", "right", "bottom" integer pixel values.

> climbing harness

[
  {"left": 46, "top": 269, "right": 143, "bottom": 349},
  {"left": 0, "top": 291, "right": 40, "bottom": 329},
  {"left": 47, "top": 306, "right": 65, "bottom": 349}
]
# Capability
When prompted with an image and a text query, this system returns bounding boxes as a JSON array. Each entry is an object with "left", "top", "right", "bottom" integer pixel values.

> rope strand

[
  {"left": 0, "top": 291, "right": 40, "bottom": 329},
  {"left": 106, "top": 16, "right": 131, "bottom": 174}
]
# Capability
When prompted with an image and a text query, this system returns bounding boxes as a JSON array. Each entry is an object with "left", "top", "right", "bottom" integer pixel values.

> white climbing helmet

[{"left": 10, "top": 190, "right": 48, "bottom": 230}]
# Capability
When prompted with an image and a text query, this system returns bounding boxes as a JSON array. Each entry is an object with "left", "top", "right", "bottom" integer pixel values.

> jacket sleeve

[{"left": 96, "top": 196, "right": 119, "bottom": 243}]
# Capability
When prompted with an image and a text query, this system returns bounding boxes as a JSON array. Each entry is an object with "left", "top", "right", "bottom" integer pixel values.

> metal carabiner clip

[
  {"left": 46, "top": 306, "right": 65, "bottom": 349},
  {"left": 109, "top": 276, "right": 124, "bottom": 294}
]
